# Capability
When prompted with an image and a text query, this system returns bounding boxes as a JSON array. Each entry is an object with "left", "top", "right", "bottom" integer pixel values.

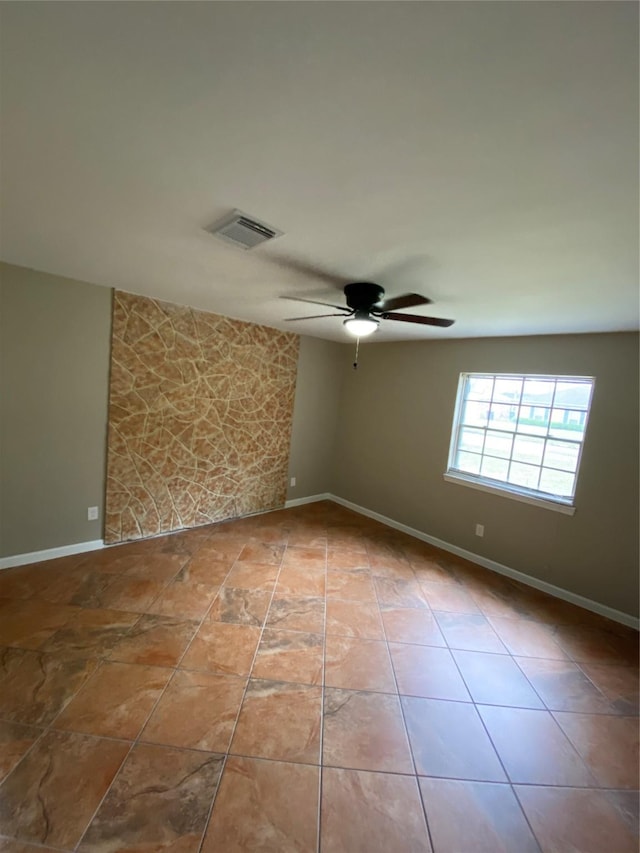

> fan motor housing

[{"left": 344, "top": 282, "right": 385, "bottom": 310}]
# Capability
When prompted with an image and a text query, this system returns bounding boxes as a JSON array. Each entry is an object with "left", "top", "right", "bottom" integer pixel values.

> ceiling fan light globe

[{"left": 344, "top": 317, "right": 379, "bottom": 337}]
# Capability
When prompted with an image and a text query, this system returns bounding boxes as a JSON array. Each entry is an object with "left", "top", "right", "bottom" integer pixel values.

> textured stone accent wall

[{"left": 104, "top": 292, "right": 299, "bottom": 544}]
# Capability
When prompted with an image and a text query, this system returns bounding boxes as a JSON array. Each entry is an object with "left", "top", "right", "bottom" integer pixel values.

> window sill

[{"left": 443, "top": 472, "right": 576, "bottom": 516}]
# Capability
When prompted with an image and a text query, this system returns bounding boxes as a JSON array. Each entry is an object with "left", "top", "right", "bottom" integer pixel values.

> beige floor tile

[
  {"left": 380, "top": 606, "right": 446, "bottom": 646},
  {"left": 276, "top": 566, "right": 326, "bottom": 597},
  {"left": 478, "top": 705, "right": 595, "bottom": 786},
  {"left": 223, "top": 561, "right": 279, "bottom": 591},
  {"left": 2, "top": 502, "right": 637, "bottom": 853},
  {"left": 202, "top": 756, "right": 319, "bottom": 852},
  {"left": 390, "top": 643, "right": 471, "bottom": 701},
  {"left": 452, "top": 649, "right": 544, "bottom": 708},
  {"left": 142, "top": 669, "right": 246, "bottom": 752},
  {"left": 324, "top": 636, "right": 396, "bottom": 693},
  {"left": 181, "top": 621, "right": 261, "bottom": 675},
  {"left": 53, "top": 660, "right": 171, "bottom": 739},
  {"left": 323, "top": 688, "right": 413, "bottom": 774},
  {"left": 231, "top": 679, "right": 322, "bottom": 764},
  {"left": 208, "top": 586, "right": 271, "bottom": 626},
  {"left": 0, "top": 647, "right": 99, "bottom": 726},
  {"left": 419, "top": 778, "right": 539, "bottom": 853},
  {"left": 326, "top": 570, "right": 377, "bottom": 602},
  {"left": 325, "top": 599, "right": 384, "bottom": 640},
  {"left": 435, "top": 611, "right": 508, "bottom": 654},
  {"left": 252, "top": 628, "right": 324, "bottom": 685},
  {"left": 0, "top": 720, "right": 43, "bottom": 784},
  {"left": 515, "top": 785, "right": 638, "bottom": 853},
  {"left": 107, "top": 613, "right": 198, "bottom": 666},
  {"left": 266, "top": 594, "right": 325, "bottom": 633},
  {"left": 553, "top": 711, "right": 640, "bottom": 788},
  {"left": 0, "top": 730, "right": 128, "bottom": 849},
  {"left": 281, "top": 546, "right": 327, "bottom": 571},
  {"left": 403, "top": 696, "right": 506, "bottom": 781},
  {"left": 79, "top": 743, "right": 224, "bottom": 852},
  {"left": 322, "top": 767, "right": 431, "bottom": 852}
]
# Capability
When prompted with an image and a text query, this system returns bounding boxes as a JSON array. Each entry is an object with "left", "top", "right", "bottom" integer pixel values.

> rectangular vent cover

[{"left": 206, "top": 210, "right": 283, "bottom": 249}]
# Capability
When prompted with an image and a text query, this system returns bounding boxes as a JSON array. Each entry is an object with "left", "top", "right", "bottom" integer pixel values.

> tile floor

[{"left": 0, "top": 500, "right": 637, "bottom": 852}]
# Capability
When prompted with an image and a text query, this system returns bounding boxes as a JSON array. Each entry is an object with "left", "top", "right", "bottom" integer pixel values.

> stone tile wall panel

[{"left": 105, "top": 292, "right": 299, "bottom": 544}]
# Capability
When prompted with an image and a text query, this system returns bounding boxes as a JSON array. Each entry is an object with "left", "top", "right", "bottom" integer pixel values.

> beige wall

[
  {"left": 105, "top": 291, "right": 299, "bottom": 543},
  {"left": 0, "top": 262, "right": 343, "bottom": 555},
  {"left": 287, "top": 336, "right": 346, "bottom": 501},
  {"left": 2, "top": 259, "right": 637, "bottom": 621},
  {"left": 0, "top": 263, "right": 112, "bottom": 556},
  {"left": 331, "top": 333, "right": 640, "bottom": 617}
]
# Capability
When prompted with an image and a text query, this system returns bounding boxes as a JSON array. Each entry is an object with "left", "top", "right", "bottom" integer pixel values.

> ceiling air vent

[{"left": 206, "top": 209, "right": 283, "bottom": 250}]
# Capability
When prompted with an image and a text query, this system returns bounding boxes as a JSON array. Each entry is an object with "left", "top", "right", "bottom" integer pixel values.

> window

[{"left": 445, "top": 373, "right": 594, "bottom": 513}]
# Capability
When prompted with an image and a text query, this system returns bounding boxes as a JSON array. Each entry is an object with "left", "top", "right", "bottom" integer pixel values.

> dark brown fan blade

[
  {"left": 284, "top": 313, "right": 351, "bottom": 321},
  {"left": 383, "top": 311, "right": 455, "bottom": 327},
  {"left": 375, "top": 293, "right": 432, "bottom": 312},
  {"left": 280, "top": 295, "right": 348, "bottom": 312}
]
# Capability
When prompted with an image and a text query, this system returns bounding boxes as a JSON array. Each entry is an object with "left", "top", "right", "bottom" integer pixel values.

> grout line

[
  {"left": 174, "top": 534, "right": 275, "bottom": 853},
  {"left": 0, "top": 833, "right": 72, "bottom": 852},
  {"left": 446, "top": 647, "right": 545, "bottom": 852},
  {"left": 4, "top": 680, "right": 635, "bottom": 739},
  {"left": 510, "top": 786, "right": 546, "bottom": 853},
  {"left": 1, "top": 506, "right": 638, "bottom": 852},
  {"left": 510, "top": 653, "right": 617, "bottom": 714},
  {"left": 371, "top": 557, "right": 437, "bottom": 853},
  {"left": 72, "top": 738, "right": 138, "bottom": 852},
  {"left": 12, "top": 536, "right": 216, "bottom": 850},
  {"left": 25, "top": 547, "right": 209, "bottom": 746},
  {"left": 195, "top": 527, "right": 294, "bottom": 853},
  {"left": 316, "top": 529, "right": 329, "bottom": 853},
  {"left": 72, "top": 531, "right": 231, "bottom": 852},
  {"left": 408, "top": 542, "right": 544, "bottom": 851},
  {"left": 0, "top": 631, "right": 151, "bottom": 839}
]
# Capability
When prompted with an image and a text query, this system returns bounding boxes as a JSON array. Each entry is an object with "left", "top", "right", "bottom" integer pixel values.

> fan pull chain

[{"left": 353, "top": 336, "right": 360, "bottom": 370}]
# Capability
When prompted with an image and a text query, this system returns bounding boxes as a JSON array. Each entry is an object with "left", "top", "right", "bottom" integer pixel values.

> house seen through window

[{"left": 446, "top": 373, "right": 595, "bottom": 508}]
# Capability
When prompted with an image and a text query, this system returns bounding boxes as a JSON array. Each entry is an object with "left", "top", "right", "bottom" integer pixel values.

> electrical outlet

[
  {"left": 88, "top": 506, "right": 99, "bottom": 521},
  {"left": 290, "top": 477, "right": 296, "bottom": 487},
  {"left": 475, "top": 523, "right": 484, "bottom": 537}
]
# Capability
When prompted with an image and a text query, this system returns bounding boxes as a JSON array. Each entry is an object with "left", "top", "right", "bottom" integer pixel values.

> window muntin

[{"left": 447, "top": 374, "right": 594, "bottom": 506}]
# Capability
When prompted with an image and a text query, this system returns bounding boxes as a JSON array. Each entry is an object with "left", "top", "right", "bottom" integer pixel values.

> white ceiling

[{"left": 0, "top": 2, "right": 638, "bottom": 342}]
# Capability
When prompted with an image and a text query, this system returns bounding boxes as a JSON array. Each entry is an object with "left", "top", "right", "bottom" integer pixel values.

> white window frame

[{"left": 444, "top": 373, "right": 595, "bottom": 515}]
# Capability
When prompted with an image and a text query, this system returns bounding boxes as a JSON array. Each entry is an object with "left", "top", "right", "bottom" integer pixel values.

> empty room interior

[{"left": 0, "top": 3, "right": 638, "bottom": 852}]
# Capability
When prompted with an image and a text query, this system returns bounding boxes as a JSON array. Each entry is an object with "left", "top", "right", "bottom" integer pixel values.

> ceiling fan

[{"left": 281, "top": 281, "right": 455, "bottom": 336}]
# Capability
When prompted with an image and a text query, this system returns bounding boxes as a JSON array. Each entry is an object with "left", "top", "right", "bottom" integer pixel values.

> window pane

[
  {"left": 512, "top": 435, "right": 545, "bottom": 466},
  {"left": 549, "top": 409, "right": 586, "bottom": 440},
  {"left": 543, "top": 440, "right": 579, "bottom": 473},
  {"left": 489, "top": 403, "right": 518, "bottom": 431},
  {"left": 539, "top": 468, "right": 575, "bottom": 498},
  {"left": 481, "top": 456, "right": 509, "bottom": 481},
  {"left": 555, "top": 381, "right": 592, "bottom": 410},
  {"left": 521, "top": 379, "right": 554, "bottom": 406},
  {"left": 484, "top": 430, "right": 513, "bottom": 459},
  {"left": 455, "top": 451, "right": 481, "bottom": 474},
  {"left": 458, "top": 427, "right": 484, "bottom": 453},
  {"left": 465, "top": 375, "right": 494, "bottom": 401},
  {"left": 494, "top": 377, "right": 522, "bottom": 403},
  {"left": 508, "top": 461, "right": 540, "bottom": 490},
  {"left": 447, "top": 373, "right": 593, "bottom": 507},
  {"left": 516, "top": 406, "right": 549, "bottom": 436},
  {"left": 461, "top": 400, "right": 489, "bottom": 428}
]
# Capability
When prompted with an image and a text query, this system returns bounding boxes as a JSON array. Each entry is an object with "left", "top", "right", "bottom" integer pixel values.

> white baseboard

[
  {"left": 285, "top": 493, "right": 332, "bottom": 508},
  {"left": 3, "top": 493, "right": 636, "bottom": 631},
  {"left": 0, "top": 539, "right": 104, "bottom": 571},
  {"left": 0, "top": 497, "right": 328, "bottom": 569},
  {"left": 326, "top": 494, "right": 639, "bottom": 630}
]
